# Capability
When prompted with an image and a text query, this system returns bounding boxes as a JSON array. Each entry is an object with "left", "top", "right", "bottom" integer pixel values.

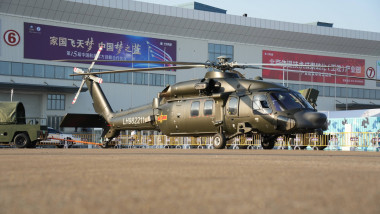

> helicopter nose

[{"left": 294, "top": 111, "right": 327, "bottom": 129}]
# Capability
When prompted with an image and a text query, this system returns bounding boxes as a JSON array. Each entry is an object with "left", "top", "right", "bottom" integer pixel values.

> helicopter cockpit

[
  {"left": 269, "top": 91, "right": 314, "bottom": 112},
  {"left": 252, "top": 90, "right": 315, "bottom": 114}
]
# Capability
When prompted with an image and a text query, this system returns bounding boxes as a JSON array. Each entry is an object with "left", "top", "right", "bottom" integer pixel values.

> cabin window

[
  {"left": 190, "top": 101, "right": 200, "bottom": 117},
  {"left": 204, "top": 100, "right": 214, "bottom": 116},
  {"left": 227, "top": 97, "right": 238, "bottom": 115}
]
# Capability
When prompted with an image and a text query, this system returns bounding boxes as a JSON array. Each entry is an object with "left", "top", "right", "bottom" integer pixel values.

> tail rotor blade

[
  {"left": 72, "top": 79, "right": 86, "bottom": 104},
  {"left": 72, "top": 46, "right": 103, "bottom": 104},
  {"left": 73, "top": 67, "right": 85, "bottom": 74},
  {"left": 88, "top": 46, "right": 103, "bottom": 72},
  {"left": 89, "top": 75, "right": 103, "bottom": 84}
]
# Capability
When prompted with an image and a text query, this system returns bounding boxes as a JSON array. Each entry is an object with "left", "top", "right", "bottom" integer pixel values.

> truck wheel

[
  {"left": 26, "top": 141, "right": 37, "bottom": 148},
  {"left": 14, "top": 133, "right": 31, "bottom": 148},
  {"left": 212, "top": 133, "right": 226, "bottom": 149}
]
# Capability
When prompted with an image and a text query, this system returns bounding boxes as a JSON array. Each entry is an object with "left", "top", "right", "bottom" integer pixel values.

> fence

[{"left": 48, "top": 132, "right": 380, "bottom": 151}]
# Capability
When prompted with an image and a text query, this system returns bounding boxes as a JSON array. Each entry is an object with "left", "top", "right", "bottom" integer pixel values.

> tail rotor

[{"left": 71, "top": 46, "right": 104, "bottom": 104}]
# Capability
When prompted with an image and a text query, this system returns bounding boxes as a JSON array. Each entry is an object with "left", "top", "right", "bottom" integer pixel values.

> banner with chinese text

[
  {"left": 262, "top": 50, "right": 365, "bottom": 85},
  {"left": 24, "top": 22, "right": 176, "bottom": 69}
]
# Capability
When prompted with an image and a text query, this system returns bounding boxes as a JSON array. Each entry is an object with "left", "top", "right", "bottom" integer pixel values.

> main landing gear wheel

[
  {"left": 100, "top": 141, "right": 112, "bottom": 148},
  {"left": 261, "top": 139, "right": 275, "bottom": 150},
  {"left": 14, "top": 133, "right": 31, "bottom": 148},
  {"left": 212, "top": 133, "right": 226, "bottom": 149}
]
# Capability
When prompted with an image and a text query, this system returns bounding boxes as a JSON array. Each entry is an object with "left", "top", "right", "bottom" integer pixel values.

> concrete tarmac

[{"left": 0, "top": 149, "right": 379, "bottom": 214}]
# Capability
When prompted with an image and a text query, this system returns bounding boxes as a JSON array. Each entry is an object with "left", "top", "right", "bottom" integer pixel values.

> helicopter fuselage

[{"left": 105, "top": 71, "right": 327, "bottom": 141}]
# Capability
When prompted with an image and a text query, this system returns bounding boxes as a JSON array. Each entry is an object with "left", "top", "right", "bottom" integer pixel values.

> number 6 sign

[{"left": 3, "top": 30, "right": 20, "bottom": 46}]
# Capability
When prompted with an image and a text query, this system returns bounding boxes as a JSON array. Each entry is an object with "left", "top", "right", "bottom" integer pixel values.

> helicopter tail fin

[{"left": 85, "top": 78, "right": 114, "bottom": 122}]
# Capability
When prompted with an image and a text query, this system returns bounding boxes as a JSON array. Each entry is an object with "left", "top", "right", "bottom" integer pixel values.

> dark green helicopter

[{"left": 60, "top": 47, "right": 335, "bottom": 149}]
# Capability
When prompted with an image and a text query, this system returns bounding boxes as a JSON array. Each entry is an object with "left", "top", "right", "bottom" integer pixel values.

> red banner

[{"left": 262, "top": 50, "right": 365, "bottom": 85}]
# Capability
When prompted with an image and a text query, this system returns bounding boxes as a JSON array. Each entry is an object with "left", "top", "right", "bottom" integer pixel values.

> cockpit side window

[
  {"left": 269, "top": 91, "right": 314, "bottom": 111},
  {"left": 252, "top": 94, "right": 272, "bottom": 114}
]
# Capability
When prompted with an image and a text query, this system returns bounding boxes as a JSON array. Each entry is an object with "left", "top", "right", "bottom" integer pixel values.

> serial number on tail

[{"left": 123, "top": 117, "right": 145, "bottom": 125}]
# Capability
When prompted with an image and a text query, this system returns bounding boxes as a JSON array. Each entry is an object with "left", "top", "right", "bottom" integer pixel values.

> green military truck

[{"left": 0, "top": 102, "right": 48, "bottom": 148}]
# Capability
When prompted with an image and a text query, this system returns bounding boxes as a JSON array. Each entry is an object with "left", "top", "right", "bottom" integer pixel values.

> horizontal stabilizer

[{"left": 60, "top": 113, "right": 107, "bottom": 128}]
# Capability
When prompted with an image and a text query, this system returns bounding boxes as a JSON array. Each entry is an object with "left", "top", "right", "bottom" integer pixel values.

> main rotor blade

[
  {"left": 56, "top": 59, "right": 210, "bottom": 66},
  {"left": 72, "top": 79, "right": 86, "bottom": 104},
  {"left": 256, "top": 66, "right": 377, "bottom": 81},
  {"left": 70, "top": 65, "right": 206, "bottom": 76},
  {"left": 235, "top": 63, "right": 338, "bottom": 69}
]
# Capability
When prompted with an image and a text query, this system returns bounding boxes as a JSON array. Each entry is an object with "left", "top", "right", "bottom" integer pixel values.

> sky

[{"left": 136, "top": 0, "right": 380, "bottom": 33}]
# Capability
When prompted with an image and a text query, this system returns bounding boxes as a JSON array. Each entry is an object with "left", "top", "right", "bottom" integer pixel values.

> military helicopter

[{"left": 59, "top": 46, "right": 355, "bottom": 149}]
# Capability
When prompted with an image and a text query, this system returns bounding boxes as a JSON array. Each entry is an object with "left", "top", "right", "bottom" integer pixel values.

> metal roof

[
  {"left": 1, "top": 0, "right": 380, "bottom": 56},
  {"left": 0, "top": 82, "right": 88, "bottom": 93}
]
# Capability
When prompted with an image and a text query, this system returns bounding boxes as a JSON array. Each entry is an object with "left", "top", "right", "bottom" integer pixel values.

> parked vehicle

[
  {"left": 44, "top": 127, "right": 79, "bottom": 148},
  {"left": 0, "top": 102, "right": 48, "bottom": 148}
]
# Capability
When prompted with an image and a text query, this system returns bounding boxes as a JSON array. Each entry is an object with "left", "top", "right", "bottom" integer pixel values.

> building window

[
  {"left": 208, "top": 43, "right": 234, "bottom": 62},
  {"left": 134, "top": 73, "right": 148, "bottom": 85},
  {"left": 99, "top": 71, "right": 112, "bottom": 83},
  {"left": 352, "top": 88, "right": 359, "bottom": 98},
  {"left": 0, "top": 60, "right": 173, "bottom": 88},
  {"left": 165, "top": 74, "right": 176, "bottom": 86},
  {"left": 64, "top": 67, "right": 73, "bottom": 79},
  {"left": 11, "top": 62, "right": 22, "bottom": 76},
  {"left": 364, "top": 89, "right": 370, "bottom": 99},
  {"left": 117, "top": 72, "right": 132, "bottom": 84},
  {"left": 329, "top": 87, "right": 335, "bottom": 97},
  {"left": 45, "top": 65, "right": 55, "bottom": 78},
  {"left": 149, "top": 74, "right": 164, "bottom": 86},
  {"left": 35, "top": 64, "right": 45, "bottom": 77},
  {"left": 48, "top": 94, "right": 65, "bottom": 110},
  {"left": 0, "top": 61, "right": 11, "bottom": 75},
  {"left": 55, "top": 66, "right": 65, "bottom": 79},
  {"left": 376, "top": 90, "right": 380, "bottom": 100},
  {"left": 23, "top": 63, "right": 34, "bottom": 77},
  {"left": 47, "top": 115, "right": 63, "bottom": 131}
]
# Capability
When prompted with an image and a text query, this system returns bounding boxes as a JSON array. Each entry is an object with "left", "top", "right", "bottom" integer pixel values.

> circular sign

[
  {"left": 366, "top": 67, "right": 375, "bottom": 79},
  {"left": 3, "top": 30, "right": 20, "bottom": 46}
]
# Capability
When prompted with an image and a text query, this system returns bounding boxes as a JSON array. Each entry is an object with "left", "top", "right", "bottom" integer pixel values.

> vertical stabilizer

[{"left": 86, "top": 78, "right": 114, "bottom": 122}]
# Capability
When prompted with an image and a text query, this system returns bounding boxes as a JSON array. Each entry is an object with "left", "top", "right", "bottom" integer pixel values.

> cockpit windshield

[{"left": 270, "top": 91, "right": 314, "bottom": 111}]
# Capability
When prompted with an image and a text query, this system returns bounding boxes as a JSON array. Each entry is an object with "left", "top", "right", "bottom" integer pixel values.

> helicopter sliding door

[
  {"left": 168, "top": 99, "right": 217, "bottom": 136},
  {"left": 184, "top": 99, "right": 217, "bottom": 135}
]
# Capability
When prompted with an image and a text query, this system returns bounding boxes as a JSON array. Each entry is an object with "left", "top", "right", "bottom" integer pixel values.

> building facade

[{"left": 1, "top": 0, "right": 380, "bottom": 131}]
